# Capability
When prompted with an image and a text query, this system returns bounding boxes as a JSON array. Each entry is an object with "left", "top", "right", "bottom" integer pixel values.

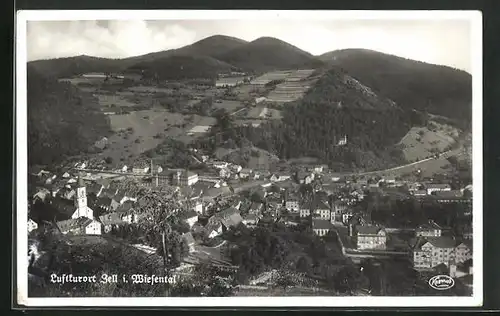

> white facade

[
  {"left": 286, "top": 200, "right": 299, "bottom": 211},
  {"left": 299, "top": 208, "right": 310, "bottom": 218},
  {"left": 193, "top": 202, "right": 203, "bottom": 214},
  {"left": 357, "top": 229, "right": 387, "bottom": 250},
  {"left": 416, "top": 228, "right": 442, "bottom": 237},
  {"left": 133, "top": 167, "right": 150, "bottom": 174},
  {"left": 314, "top": 208, "right": 331, "bottom": 220},
  {"left": 426, "top": 185, "right": 452, "bottom": 195},
  {"left": 313, "top": 228, "right": 330, "bottom": 237},
  {"left": 72, "top": 184, "right": 94, "bottom": 220},
  {"left": 85, "top": 221, "right": 102, "bottom": 235}
]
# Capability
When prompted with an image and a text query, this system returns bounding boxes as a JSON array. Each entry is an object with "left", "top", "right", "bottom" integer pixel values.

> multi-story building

[
  {"left": 173, "top": 170, "right": 199, "bottom": 187},
  {"left": 415, "top": 223, "right": 442, "bottom": 237},
  {"left": 356, "top": 226, "right": 387, "bottom": 250},
  {"left": 299, "top": 202, "right": 311, "bottom": 218},
  {"left": 312, "top": 199, "right": 331, "bottom": 220},
  {"left": 412, "top": 236, "right": 472, "bottom": 270},
  {"left": 425, "top": 183, "right": 452, "bottom": 195},
  {"left": 331, "top": 200, "right": 348, "bottom": 224},
  {"left": 312, "top": 219, "right": 333, "bottom": 237},
  {"left": 285, "top": 197, "right": 300, "bottom": 212},
  {"left": 455, "top": 241, "right": 473, "bottom": 263}
]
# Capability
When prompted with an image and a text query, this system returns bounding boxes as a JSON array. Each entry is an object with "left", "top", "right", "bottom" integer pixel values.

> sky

[{"left": 26, "top": 19, "right": 472, "bottom": 72}]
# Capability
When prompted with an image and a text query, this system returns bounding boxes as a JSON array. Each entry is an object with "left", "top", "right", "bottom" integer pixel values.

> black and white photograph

[{"left": 16, "top": 10, "right": 482, "bottom": 307}]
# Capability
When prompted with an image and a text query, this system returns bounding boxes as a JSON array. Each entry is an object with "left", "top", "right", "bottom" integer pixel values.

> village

[{"left": 28, "top": 140, "right": 474, "bottom": 295}]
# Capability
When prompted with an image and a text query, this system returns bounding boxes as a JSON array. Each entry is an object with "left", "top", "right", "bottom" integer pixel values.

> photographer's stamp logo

[{"left": 428, "top": 275, "right": 455, "bottom": 290}]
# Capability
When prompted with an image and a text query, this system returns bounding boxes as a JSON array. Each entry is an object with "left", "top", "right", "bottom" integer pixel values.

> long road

[
  {"left": 346, "top": 148, "right": 465, "bottom": 177},
  {"left": 73, "top": 147, "right": 466, "bottom": 182}
]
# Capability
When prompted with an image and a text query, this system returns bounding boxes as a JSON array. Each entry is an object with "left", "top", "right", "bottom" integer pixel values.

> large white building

[
  {"left": 412, "top": 237, "right": 472, "bottom": 270},
  {"left": 174, "top": 170, "right": 199, "bottom": 187},
  {"left": 356, "top": 226, "right": 387, "bottom": 250}
]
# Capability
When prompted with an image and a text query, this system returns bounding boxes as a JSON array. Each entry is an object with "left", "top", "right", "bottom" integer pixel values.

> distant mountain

[
  {"left": 319, "top": 49, "right": 472, "bottom": 127},
  {"left": 28, "top": 36, "right": 326, "bottom": 79},
  {"left": 28, "top": 35, "right": 249, "bottom": 79},
  {"left": 28, "top": 55, "right": 126, "bottom": 79},
  {"left": 126, "top": 54, "right": 237, "bottom": 80},
  {"left": 215, "top": 37, "right": 325, "bottom": 73},
  {"left": 27, "top": 65, "right": 111, "bottom": 166},
  {"left": 123, "top": 35, "right": 249, "bottom": 65}
]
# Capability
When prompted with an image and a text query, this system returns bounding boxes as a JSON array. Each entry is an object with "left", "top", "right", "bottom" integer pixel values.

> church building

[{"left": 71, "top": 178, "right": 94, "bottom": 220}]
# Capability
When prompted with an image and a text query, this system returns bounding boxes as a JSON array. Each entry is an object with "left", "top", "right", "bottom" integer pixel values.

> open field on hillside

[
  {"left": 127, "top": 86, "right": 174, "bottom": 94},
  {"left": 250, "top": 70, "right": 293, "bottom": 85},
  {"left": 266, "top": 78, "right": 318, "bottom": 103},
  {"left": 398, "top": 121, "right": 459, "bottom": 162},
  {"left": 232, "top": 85, "right": 266, "bottom": 101},
  {"left": 96, "top": 94, "right": 137, "bottom": 107},
  {"left": 98, "top": 110, "right": 215, "bottom": 163}
]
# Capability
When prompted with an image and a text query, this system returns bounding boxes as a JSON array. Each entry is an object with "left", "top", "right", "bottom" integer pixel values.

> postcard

[{"left": 16, "top": 9, "right": 482, "bottom": 307}]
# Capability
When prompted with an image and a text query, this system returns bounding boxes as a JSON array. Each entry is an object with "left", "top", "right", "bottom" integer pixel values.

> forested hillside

[
  {"left": 28, "top": 55, "right": 126, "bottom": 79},
  {"left": 200, "top": 67, "right": 427, "bottom": 171},
  {"left": 320, "top": 49, "right": 472, "bottom": 128},
  {"left": 27, "top": 65, "right": 111, "bottom": 166}
]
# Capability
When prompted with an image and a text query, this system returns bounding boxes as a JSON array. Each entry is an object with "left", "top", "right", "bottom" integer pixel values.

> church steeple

[{"left": 72, "top": 176, "right": 93, "bottom": 219}]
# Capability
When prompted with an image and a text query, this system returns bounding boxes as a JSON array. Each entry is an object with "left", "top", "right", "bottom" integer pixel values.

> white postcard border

[{"left": 16, "top": 9, "right": 483, "bottom": 307}]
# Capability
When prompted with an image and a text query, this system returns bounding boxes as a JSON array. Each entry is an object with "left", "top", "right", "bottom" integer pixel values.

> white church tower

[{"left": 72, "top": 177, "right": 94, "bottom": 219}]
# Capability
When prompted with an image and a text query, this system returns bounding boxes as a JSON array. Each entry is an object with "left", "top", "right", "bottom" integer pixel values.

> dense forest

[
  {"left": 28, "top": 55, "right": 126, "bottom": 79},
  {"left": 27, "top": 66, "right": 111, "bottom": 166},
  {"left": 320, "top": 49, "right": 472, "bottom": 128},
  {"left": 127, "top": 55, "right": 237, "bottom": 80},
  {"left": 199, "top": 68, "right": 426, "bottom": 171}
]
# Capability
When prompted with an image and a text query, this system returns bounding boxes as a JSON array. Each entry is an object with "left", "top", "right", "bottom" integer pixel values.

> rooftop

[
  {"left": 356, "top": 225, "right": 384, "bottom": 235},
  {"left": 312, "top": 219, "right": 333, "bottom": 230}
]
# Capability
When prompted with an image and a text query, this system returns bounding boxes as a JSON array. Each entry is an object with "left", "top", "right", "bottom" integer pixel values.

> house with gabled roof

[
  {"left": 183, "top": 210, "right": 199, "bottom": 228},
  {"left": 56, "top": 217, "right": 102, "bottom": 235},
  {"left": 412, "top": 236, "right": 458, "bottom": 270},
  {"left": 312, "top": 199, "right": 331, "bottom": 220},
  {"left": 455, "top": 240, "right": 473, "bottom": 263},
  {"left": 356, "top": 226, "right": 387, "bottom": 250},
  {"left": 299, "top": 201, "right": 311, "bottom": 218},
  {"left": 248, "top": 202, "right": 264, "bottom": 215},
  {"left": 415, "top": 223, "right": 442, "bottom": 238},
  {"left": 270, "top": 172, "right": 291, "bottom": 182},
  {"left": 312, "top": 219, "right": 333, "bottom": 236},
  {"left": 242, "top": 214, "right": 260, "bottom": 227},
  {"left": 285, "top": 195, "right": 300, "bottom": 212},
  {"left": 99, "top": 211, "right": 132, "bottom": 233}
]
